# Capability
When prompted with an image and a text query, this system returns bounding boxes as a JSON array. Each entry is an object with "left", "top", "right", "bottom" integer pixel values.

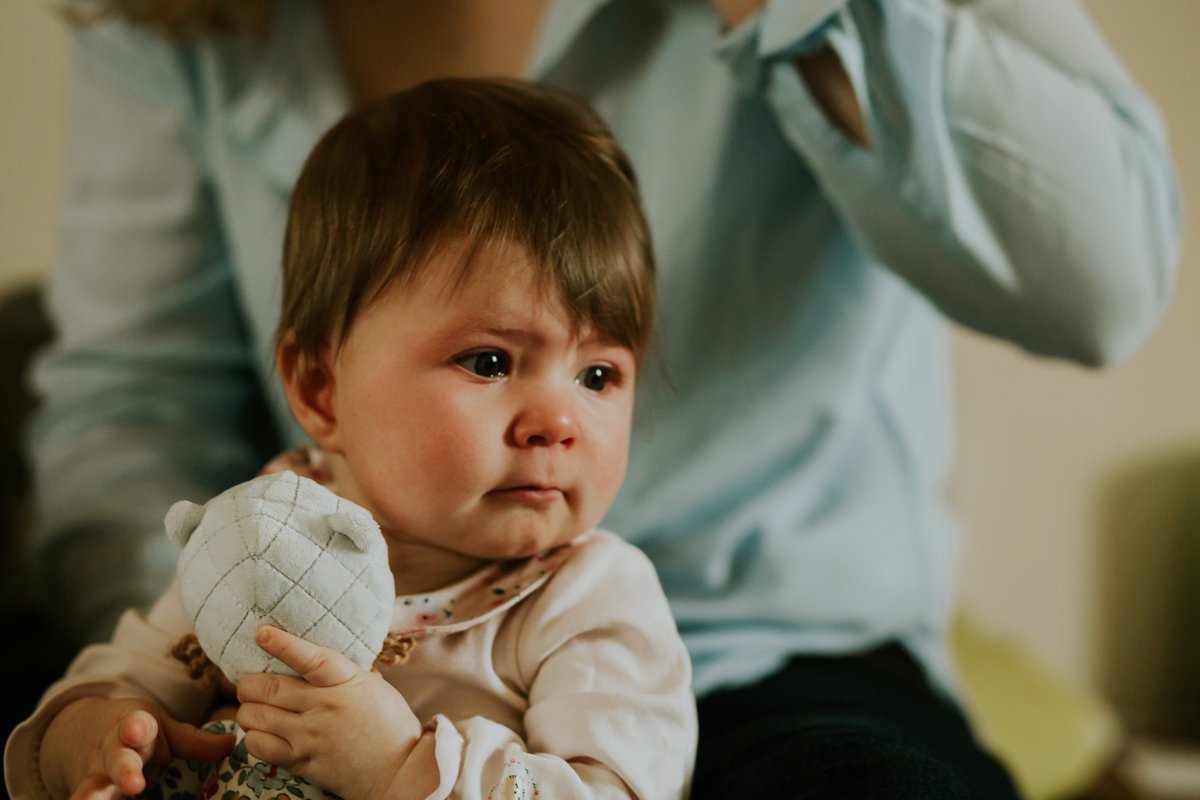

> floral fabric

[{"left": 138, "top": 721, "right": 337, "bottom": 800}]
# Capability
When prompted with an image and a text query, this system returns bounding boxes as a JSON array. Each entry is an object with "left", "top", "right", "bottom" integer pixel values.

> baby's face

[{"left": 324, "top": 239, "right": 636, "bottom": 561}]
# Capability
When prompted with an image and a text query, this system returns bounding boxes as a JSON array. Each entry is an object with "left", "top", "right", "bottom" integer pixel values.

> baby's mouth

[{"left": 489, "top": 484, "right": 565, "bottom": 504}]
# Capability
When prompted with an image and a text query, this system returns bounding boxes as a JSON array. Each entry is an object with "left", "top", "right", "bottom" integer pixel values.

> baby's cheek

[
  {"left": 405, "top": 423, "right": 480, "bottom": 478},
  {"left": 590, "top": 443, "right": 629, "bottom": 520}
]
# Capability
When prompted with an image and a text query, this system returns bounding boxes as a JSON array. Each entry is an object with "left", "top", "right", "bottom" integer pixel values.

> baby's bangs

[{"left": 408, "top": 115, "right": 656, "bottom": 357}]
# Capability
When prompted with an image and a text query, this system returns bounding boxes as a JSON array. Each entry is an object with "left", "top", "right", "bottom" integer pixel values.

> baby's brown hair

[{"left": 278, "top": 78, "right": 656, "bottom": 366}]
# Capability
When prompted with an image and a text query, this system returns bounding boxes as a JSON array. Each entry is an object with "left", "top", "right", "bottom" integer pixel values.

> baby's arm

[
  {"left": 40, "top": 697, "right": 233, "bottom": 800},
  {"left": 4, "top": 581, "right": 224, "bottom": 800},
  {"left": 407, "top": 533, "right": 697, "bottom": 799}
]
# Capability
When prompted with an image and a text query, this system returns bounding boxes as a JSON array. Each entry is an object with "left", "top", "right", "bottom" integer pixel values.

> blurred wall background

[
  {"left": 1, "top": 2, "right": 67, "bottom": 295},
  {"left": 950, "top": 0, "right": 1200, "bottom": 737},
  {"left": 2, "top": 0, "right": 1197, "bottom": 736}
]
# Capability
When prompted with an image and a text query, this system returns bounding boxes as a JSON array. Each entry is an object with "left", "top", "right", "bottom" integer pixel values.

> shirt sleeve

[
  {"left": 3, "top": 581, "right": 214, "bottom": 800},
  {"left": 715, "top": 0, "right": 1182, "bottom": 366},
  {"left": 413, "top": 536, "right": 697, "bottom": 799},
  {"left": 27, "top": 19, "right": 272, "bottom": 644}
]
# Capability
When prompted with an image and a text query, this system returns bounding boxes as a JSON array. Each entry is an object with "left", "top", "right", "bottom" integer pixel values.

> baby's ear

[
  {"left": 164, "top": 500, "right": 206, "bottom": 548},
  {"left": 327, "top": 509, "right": 383, "bottom": 555},
  {"left": 277, "top": 332, "right": 341, "bottom": 451}
]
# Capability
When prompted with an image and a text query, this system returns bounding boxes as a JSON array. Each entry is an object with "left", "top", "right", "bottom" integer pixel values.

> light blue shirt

[{"left": 32, "top": 0, "right": 1180, "bottom": 698}]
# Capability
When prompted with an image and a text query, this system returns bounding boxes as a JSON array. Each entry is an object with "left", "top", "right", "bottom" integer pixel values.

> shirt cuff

[
  {"left": 425, "top": 715, "right": 465, "bottom": 800},
  {"left": 714, "top": 0, "right": 848, "bottom": 93}
]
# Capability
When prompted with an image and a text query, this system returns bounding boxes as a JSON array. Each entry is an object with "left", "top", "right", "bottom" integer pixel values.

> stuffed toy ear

[
  {"left": 326, "top": 509, "right": 383, "bottom": 555},
  {"left": 164, "top": 500, "right": 206, "bottom": 549}
]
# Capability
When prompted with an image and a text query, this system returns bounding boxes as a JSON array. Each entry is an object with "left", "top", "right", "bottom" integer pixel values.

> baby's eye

[
  {"left": 456, "top": 351, "right": 510, "bottom": 379},
  {"left": 577, "top": 365, "right": 616, "bottom": 392}
]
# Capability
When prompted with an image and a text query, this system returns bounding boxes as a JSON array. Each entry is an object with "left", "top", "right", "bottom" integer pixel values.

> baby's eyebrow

[
  {"left": 427, "top": 321, "right": 549, "bottom": 348},
  {"left": 481, "top": 325, "right": 539, "bottom": 340},
  {"left": 427, "top": 314, "right": 619, "bottom": 351}
]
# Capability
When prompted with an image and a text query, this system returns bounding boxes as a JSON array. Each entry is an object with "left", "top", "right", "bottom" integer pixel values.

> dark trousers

[{"left": 692, "top": 643, "right": 1021, "bottom": 799}]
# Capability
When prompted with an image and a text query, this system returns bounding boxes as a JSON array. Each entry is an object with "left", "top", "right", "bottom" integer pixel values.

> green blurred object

[
  {"left": 953, "top": 615, "right": 1122, "bottom": 800},
  {"left": 1180, "top": 458, "right": 1200, "bottom": 738}
]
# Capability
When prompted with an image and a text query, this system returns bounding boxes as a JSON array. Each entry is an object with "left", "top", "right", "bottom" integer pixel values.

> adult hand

[
  {"left": 41, "top": 697, "right": 234, "bottom": 800},
  {"left": 711, "top": 0, "right": 764, "bottom": 30},
  {"left": 236, "top": 626, "right": 423, "bottom": 800},
  {"left": 709, "top": 0, "right": 870, "bottom": 146}
]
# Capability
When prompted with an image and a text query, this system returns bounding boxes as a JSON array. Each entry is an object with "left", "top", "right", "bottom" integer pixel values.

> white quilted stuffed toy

[{"left": 164, "top": 470, "right": 395, "bottom": 683}]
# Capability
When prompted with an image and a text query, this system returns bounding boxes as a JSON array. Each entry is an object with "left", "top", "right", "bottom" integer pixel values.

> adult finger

[{"left": 254, "top": 626, "right": 359, "bottom": 688}]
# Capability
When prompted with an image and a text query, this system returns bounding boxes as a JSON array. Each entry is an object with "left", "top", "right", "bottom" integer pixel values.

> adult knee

[{"left": 693, "top": 722, "right": 971, "bottom": 799}]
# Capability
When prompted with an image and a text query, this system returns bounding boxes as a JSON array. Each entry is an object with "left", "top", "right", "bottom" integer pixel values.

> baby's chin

[
  {"left": 474, "top": 522, "right": 587, "bottom": 561},
  {"left": 376, "top": 519, "right": 579, "bottom": 561}
]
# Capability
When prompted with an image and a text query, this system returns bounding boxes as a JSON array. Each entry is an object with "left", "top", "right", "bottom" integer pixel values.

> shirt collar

[
  {"left": 223, "top": 0, "right": 349, "bottom": 193},
  {"left": 390, "top": 533, "right": 587, "bottom": 636}
]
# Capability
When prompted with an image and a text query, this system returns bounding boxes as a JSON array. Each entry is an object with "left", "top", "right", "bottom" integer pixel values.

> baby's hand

[
  {"left": 40, "top": 697, "right": 234, "bottom": 800},
  {"left": 237, "top": 626, "right": 423, "bottom": 800}
]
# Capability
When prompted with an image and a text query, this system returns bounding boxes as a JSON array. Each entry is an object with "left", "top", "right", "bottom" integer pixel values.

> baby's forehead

[
  {"left": 384, "top": 237, "right": 595, "bottom": 320},
  {"left": 386, "top": 266, "right": 615, "bottom": 344},
  {"left": 344, "top": 231, "right": 646, "bottom": 358}
]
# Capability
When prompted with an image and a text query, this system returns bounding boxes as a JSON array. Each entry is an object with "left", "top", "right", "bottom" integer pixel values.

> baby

[{"left": 6, "top": 78, "right": 695, "bottom": 800}]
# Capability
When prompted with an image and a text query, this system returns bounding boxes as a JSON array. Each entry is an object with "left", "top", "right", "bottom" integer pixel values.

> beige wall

[
  {"left": 952, "top": 0, "right": 1200, "bottom": 734},
  {"left": 3, "top": 0, "right": 1198, "bottom": 733},
  {"left": 0, "top": 2, "right": 66, "bottom": 293}
]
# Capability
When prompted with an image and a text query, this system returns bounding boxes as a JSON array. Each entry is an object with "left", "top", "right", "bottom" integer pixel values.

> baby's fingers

[
  {"left": 67, "top": 773, "right": 118, "bottom": 800},
  {"left": 99, "top": 739, "right": 150, "bottom": 798},
  {"left": 71, "top": 711, "right": 156, "bottom": 798},
  {"left": 161, "top": 717, "right": 236, "bottom": 762},
  {"left": 243, "top": 728, "right": 301, "bottom": 771},
  {"left": 255, "top": 626, "right": 359, "bottom": 688},
  {"left": 117, "top": 710, "right": 158, "bottom": 754}
]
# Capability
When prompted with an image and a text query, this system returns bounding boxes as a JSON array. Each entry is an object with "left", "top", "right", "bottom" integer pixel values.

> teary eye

[
  {"left": 577, "top": 365, "right": 614, "bottom": 392},
  {"left": 456, "top": 351, "right": 510, "bottom": 379}
]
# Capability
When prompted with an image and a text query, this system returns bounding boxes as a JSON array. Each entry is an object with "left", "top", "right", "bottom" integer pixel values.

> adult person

[{"left": 26, "top": 0, "right": 1180, "bottom": 796}]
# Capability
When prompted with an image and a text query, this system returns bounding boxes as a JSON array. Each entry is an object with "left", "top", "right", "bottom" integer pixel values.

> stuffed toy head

[{"left": 164, "top": 470, "right": 396, "bottom": 683}]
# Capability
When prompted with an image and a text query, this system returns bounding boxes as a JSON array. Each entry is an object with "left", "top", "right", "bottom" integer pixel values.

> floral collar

[{"left": 390, "top": 534, "right": 585, "bottom": 636}]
